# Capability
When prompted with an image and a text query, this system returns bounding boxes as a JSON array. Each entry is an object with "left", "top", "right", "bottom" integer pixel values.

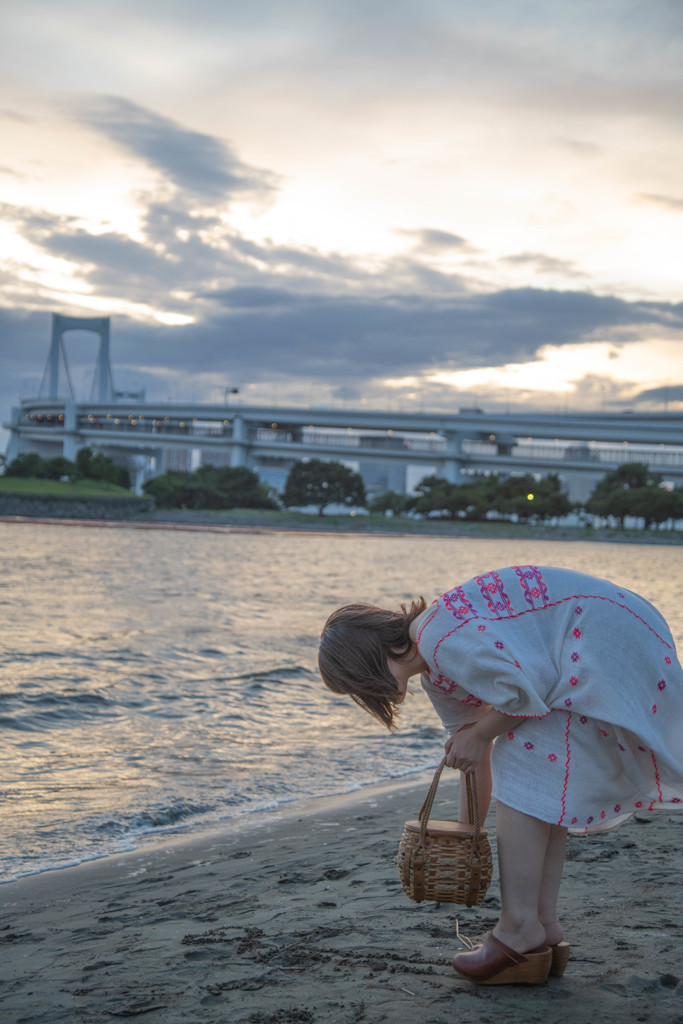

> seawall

[{"left": 0, "top": 493, "right": 154, "bottom": 520}]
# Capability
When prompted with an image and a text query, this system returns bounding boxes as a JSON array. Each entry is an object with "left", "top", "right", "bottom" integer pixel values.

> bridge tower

[{"left": 41, "top": 314, "right": 114, "bottom": 402}]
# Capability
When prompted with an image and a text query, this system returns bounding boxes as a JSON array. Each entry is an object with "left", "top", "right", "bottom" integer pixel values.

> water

[{"left": 1, "top": 522, "right": 682, "bottom": 883}]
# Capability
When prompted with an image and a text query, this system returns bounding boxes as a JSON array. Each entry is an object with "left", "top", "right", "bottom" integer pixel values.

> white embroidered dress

[{"left": 415, "top": 565, "right": 683, "bottom": 833}]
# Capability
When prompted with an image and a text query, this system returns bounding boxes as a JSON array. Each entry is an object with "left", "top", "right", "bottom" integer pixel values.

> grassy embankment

[{"left": 0, "top": 477, "right": 138, "bottom": 498}]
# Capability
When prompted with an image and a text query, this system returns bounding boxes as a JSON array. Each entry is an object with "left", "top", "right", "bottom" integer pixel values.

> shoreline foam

[{"left": 0, "top": 768, "right": 440, "bottom": 887}]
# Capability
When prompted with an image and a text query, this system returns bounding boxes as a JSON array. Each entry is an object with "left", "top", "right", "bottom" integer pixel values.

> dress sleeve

[
  {"left": 432, "top": 630, "right": 557, "bottom": 720},
  {"left": 421, "top": 611, "right": 554, "bottom": 720},
  {"left": 420, "top": 673, "right": 492, "bottom": 735}
]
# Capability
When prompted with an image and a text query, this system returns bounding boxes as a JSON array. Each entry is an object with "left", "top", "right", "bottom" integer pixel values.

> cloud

[
  {"left": 397, "top": 228, "right": 476, "bottom": 253},
  {"left": 4, "top": 184, "right": 683, "bottom": 396},
  {"left": 500, "top": 252, "right": 586, "bottom": 277},
  {"left": 76, "top": 96, "right": 278, "bottom": 201},
  {"left": 86, "top": 288, "right": 683, "bottom": 397},
  {"left": 633, "top": 383, "right": 683, "bottom": 405},
  {"left": 636, "top": 192, "right": 683, "bottom": 212},
  {"left": 202, "top": 286, "right": 310, "bottom": 309}
]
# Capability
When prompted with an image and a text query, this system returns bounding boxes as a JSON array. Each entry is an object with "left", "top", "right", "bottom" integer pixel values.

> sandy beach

[{"left": 1, "top": 775, "right": 680, "bottom": 1024}]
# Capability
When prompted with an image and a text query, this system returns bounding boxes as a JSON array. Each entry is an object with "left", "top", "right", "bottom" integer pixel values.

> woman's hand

[{"left": 444, "top": 723, "right": 490, "bottom": 773}]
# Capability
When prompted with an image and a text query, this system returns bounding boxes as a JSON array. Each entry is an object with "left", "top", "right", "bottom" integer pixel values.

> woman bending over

[{"left": 318, "top": 565, "right": 683, "bottom": 985}]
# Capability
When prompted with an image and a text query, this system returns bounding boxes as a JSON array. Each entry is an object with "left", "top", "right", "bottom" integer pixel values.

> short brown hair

[{"left": 318, "top": 598, "right": 427, "bottom": 729}]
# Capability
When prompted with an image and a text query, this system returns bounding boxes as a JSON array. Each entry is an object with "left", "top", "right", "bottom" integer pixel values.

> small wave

[
  {"left": 124, "top": 800, "right": 218, "bottom": 833},
  {"left": 33, "top": 691, "right": 112, "bottom": 708},
  {"left": 0, "top": 714, "right": 34, "bottom": 731},
  {"left": 0, "top": 689, "right": 117, "bottom": 731}
]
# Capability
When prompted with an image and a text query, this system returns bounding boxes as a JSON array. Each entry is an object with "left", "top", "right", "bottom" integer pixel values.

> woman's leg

[
  {"left": 492, "top": 801, "right": 563, "bottom": 953},
  {"left": 538, "top": 824, "right": 568, "bottom": 945}
]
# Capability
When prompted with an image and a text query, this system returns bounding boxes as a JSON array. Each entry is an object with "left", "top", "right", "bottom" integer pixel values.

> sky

[{"left": 2, "top": 0, "right": 683, "bottom": 452}]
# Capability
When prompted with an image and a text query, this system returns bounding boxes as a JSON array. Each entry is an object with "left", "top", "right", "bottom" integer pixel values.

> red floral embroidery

[
  {"left": 587, "top": 816, "right": 594, "bottom": 824},
  {"left": 658, "top": 680, "right": 666, "bottom": 691},
  {"left": 618, "top": 744, "right": 625, "bottom": 751},
  {"left": 652, "top": 704, "right": 657, "bottom": 714},
  {"left": 514, "top": 660, "right": 521, "bottom": 668},
  {"left": 570, "top": 676, "right": 578, "bottom": 686},
  {"left": 635, "top": 801, "right": 643, "bottom": 808},
  {"left": 673, "top": 798, "right": 681, "bottom": 804},
  {"left": 614, "top": 804, "right": 621, "bottom": 812},
  {"left": 548, "top": 753, "right": 557, "bottom": 762},
  {"left": 477, "top": 624, "right": 487, "bottom": 632},
  {"left": 599, "top": 729, "right": 608, "bottom": 737},
  {"left": 600, "top": 810, "right": 605, "bottom": 819},
  {"left": 494, "top": 640, "right": 504, "bottom": 649},
  {"left": 524, "top": 741, "right": 534, "bottom": 750},
  {"left": 507, "top": 732, "right": 515, "bottom": 740},
  {"left": 665, "top": 656, "right": 671, "bottom": 664},
  {"left": 579, "top": 716, "right": 588, "bottom": 724},
  {"left": 573, "top": 627, "right": 581, "bottom": 639},
  {"left": 571, "top": 817, "right": 578, "bottom": 824},
  {"left": 574, "top": 606, "right": 583, "bottom": 615},
  {"left": 564, "top": 698, "right": 572, "bottom": 707},
  {"left": 431, "top": 674, "right": 459, "bottom": 695},
  {"left": 571, "top": 652, "right": 579, "bottom": 662}
]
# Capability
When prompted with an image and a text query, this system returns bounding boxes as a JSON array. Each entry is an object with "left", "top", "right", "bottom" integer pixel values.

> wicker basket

[{"left": 397, "top": 758, "right": 492, "bottom": 906}]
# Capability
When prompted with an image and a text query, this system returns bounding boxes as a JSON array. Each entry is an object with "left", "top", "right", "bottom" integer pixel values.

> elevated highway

[{"left": 6, "top": 398, "right": 683, "bottom": 501}]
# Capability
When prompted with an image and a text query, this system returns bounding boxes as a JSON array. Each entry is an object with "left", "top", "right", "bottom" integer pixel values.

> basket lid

[{"left": 403, "top": 818, "right": 488, "bottom": 837}]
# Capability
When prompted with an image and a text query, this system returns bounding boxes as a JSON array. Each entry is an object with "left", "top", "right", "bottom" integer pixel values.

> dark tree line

[
  {"left": 584, "top": 463, "right": 683, "bottom": 529},
  {"left": 5, "top": 448, "right": 131, "bottom": 489},
  {"left": 143, "top": 458, "right": 366, "bottom": 514},
  {"left": 395, "top": 473, "right": 572, "bottom": 523},
  {"left": 143, "top": 465, "right": 277, "bottom": 510},
  {"left": 5, "top": 450, "right": 683, "bottom": 528},
  {"left": 370, "top": 462, "right": 683, "bottom": 529}
]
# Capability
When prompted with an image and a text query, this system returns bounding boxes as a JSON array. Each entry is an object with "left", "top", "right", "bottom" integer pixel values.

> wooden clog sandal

[
  {"left": 549, "top": 940, "right": 570, "bottom": 977},
  {"left": 452, "top": 933, "right": 552, "bottom": 985}
]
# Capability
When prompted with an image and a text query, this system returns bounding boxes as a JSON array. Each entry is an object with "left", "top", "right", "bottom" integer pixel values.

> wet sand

[{"left": 1, "top": 778, "right": 680, "bottom": 1024}]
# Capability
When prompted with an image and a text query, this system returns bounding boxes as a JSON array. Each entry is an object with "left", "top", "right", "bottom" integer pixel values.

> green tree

[
  {"left": 282, "top": 458, "right": 366, "bottom": 516},
  {"left": 459, "top": 476, "right": 502, "bottom": 521},
  {"left": 629, "top": 485, "right": 683, "bottom": 530},
  {"left": 193, "top": 465, "right": 276, "bottom": 509},
  {"left": 74, "top": 446, "right": 94, "bottom": 478},
  {"left": 143, "top": 470, "right": 195, "bottom": 508},
  {"left": 43, "top": 456, "right": 77, "bottom": 481},
  {"left": 5, "top": 452, "right": 47, "bottom": 477},
  {"left": 496, "top": 473, "right": 571, "bottom": 523},
  {"left": 143, "top": 465, "right": 276, "bottom": 510},
  {"left": 410, "top": 476, "right": 470, "bottom": 519},
  {"left": 368, "top": 490, "right": 409, "bottom": 515},
  {"left": 89, "top": 452, "right": 130, "bottom": 489},
  {"left": 586, "top": 463, "right": 664, "bottom": 529},
  {"left": 407, "top": 474, "right": 507, "bottom": 521},
  {"left": 73, "top": 447, "right": 130, "bottom": 489}
]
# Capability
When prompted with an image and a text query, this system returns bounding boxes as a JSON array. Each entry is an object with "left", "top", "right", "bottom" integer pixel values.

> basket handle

[{"left": 417, "top": 757, "right": 482, "bottom": 844}]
